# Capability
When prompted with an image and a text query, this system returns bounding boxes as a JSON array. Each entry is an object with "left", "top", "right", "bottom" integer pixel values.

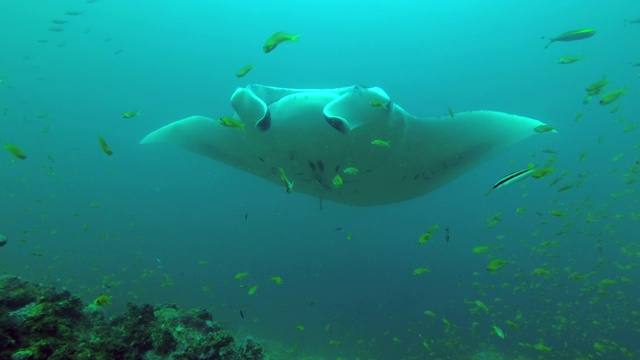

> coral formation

[{"left": 0, "top": 275, "right": 263, "bottom": 360}]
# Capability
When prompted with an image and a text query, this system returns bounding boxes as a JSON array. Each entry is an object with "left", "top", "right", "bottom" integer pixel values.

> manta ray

[{"left": 140, "top": 84, "right": 549, "bottom": 206}]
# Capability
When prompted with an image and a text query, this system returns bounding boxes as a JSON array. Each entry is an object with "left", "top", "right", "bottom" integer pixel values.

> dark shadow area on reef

[{"left": 0, "top": 275, "right": 263, "bottom": 360}]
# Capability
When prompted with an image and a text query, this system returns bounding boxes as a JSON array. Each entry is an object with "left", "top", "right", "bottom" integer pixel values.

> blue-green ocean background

[{"left": 1, "top": 0, "right": 640, "bottom": 359}]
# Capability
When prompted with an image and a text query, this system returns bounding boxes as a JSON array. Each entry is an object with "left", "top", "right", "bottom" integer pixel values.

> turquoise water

[{"left": 1, "top": 0, "right": 639, "bottom": 359}]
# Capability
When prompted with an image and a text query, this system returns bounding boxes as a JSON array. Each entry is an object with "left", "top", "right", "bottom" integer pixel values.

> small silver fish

[{"left": 492, "top": 167, "right": 535, "bottom": 190}]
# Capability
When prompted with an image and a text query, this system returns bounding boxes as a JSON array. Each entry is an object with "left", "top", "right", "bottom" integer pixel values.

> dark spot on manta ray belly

[
  {"left": 316, "top": 160, "right": 324, "bottom": 172},
  {"left": 414, "top": 172, "right": 432, "bottom": 181},
  {"left": 335, "top": 165, "right": 340, "bottom": 173},
  {"left": 308, "top": 160, "right": 316, "bottom": 171}
]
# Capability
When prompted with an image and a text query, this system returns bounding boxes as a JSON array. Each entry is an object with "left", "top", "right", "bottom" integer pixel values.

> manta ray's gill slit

[
  {"left": 316, "top": 160, "right": 325, "bottom": 172},
  {"left": 334, "top": 165, "right": 340, "bottom": 174}
]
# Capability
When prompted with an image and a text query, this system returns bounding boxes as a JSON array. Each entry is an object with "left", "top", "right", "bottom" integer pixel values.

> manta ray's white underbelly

[{"left": 141, "top": 85, "right": 549, "bottom": 206}]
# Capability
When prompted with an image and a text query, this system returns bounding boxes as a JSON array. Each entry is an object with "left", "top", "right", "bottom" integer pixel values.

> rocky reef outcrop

[{"left": 0, "top": 275, "right": 263, "bottom": 360}]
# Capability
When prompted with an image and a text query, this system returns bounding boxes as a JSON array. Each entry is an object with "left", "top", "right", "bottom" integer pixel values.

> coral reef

[{"left": 0, "top": 275, "right": 263, "bottom": 360}]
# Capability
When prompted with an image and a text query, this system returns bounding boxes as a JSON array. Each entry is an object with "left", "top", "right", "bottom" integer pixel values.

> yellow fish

[
  {"left": 557, "top": 55, "right": 583, "bottom": 64},
  {"left": 369, "top": 99, "right": 389, "bottom": 109},
  {"left": 236, "top": 64, "right": 255, "bottom": 78},
  {"left": 418, "top": 233, "right": 433, "bottom": 244},
  {"left": 235, "top": 272, "right": 249, "bottom": 280},
  {"left": 594, "top": 342, "right": 607, "bottom": 351},
  {"left": 342, "top": 167, "right": 359, "bottom": 175},
  {"left": 218, "top": 116, "right": 245, "bottom": 131},
  {"left": 121, "top": 111, "right": 139, "bottom": 119},
  {"left": 278, "top": 167, "right": 294, "bottom": 193},
  {"left": 492, "top": 324, "right": 505, "bottom": 339},
  {"left": 418, "top": 225, "right": 439, "bottom": 245},
  {"left": 531, "top": 268, "right": 552, "bottom": 276},
  {"left": 371, "top": 139, "right": 391, "bottom": 147},
  {"left": 423, "top": 310, "right": 437, "bottom": 318},
  {"left": 585, "top": 75, "right": 609, "bottom": 95},
  {"left": 332, "top": 174, "right": 343, "bottom": 188},
  {"left": 447, "top": 106, "right": 455, "bottom": 118},
  {"left": 270, "top": 276, "right": 283, "bottom": 285},
  {"left": 3, "top": 143, "right": 27, "bottom": 160},
  {"left": 98, "top": 134, "right": 113, "bottom": 156},
  {"left": 506, "top": 320, "right": 519, "bottom": 329},
  {"left": 413, "top": 267, "right": 430, "bottom": 275},
  {"left": 94, "top": 294, "right": 112, "bottom": 306},
  {"left": 248, "top": 285, "right": 259, "bottom": 295},
  {"left": 531, "top": 167, "right": 554, "bottom": 179},
  {"left": 534, "top": 342, "right": 552, "bottom": 352},
  {"left": 599, "top": 88, "right": 628, "bottom": 106},
  {"left": 542, "top": 29, "right": 596, "bottom": 49},
  {"left": 487, "top": 259, "right": 507, "bottom": 273},
  {"left": 533, "top": 124, "right": 556, "bottom": 133},
  {"left": 474, "top": 300, "right": 489, "bottom": 313},
  {"left": 263, "top": 32, "right": 299, "bottom": 53},
  {"left": 472, "top": 246, "right": 490, "bottom": 254}
]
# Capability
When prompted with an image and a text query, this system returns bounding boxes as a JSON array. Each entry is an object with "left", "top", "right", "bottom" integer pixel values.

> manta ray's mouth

[{"left": 141, "top": 84, "right": 551, "bottom": 206}]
